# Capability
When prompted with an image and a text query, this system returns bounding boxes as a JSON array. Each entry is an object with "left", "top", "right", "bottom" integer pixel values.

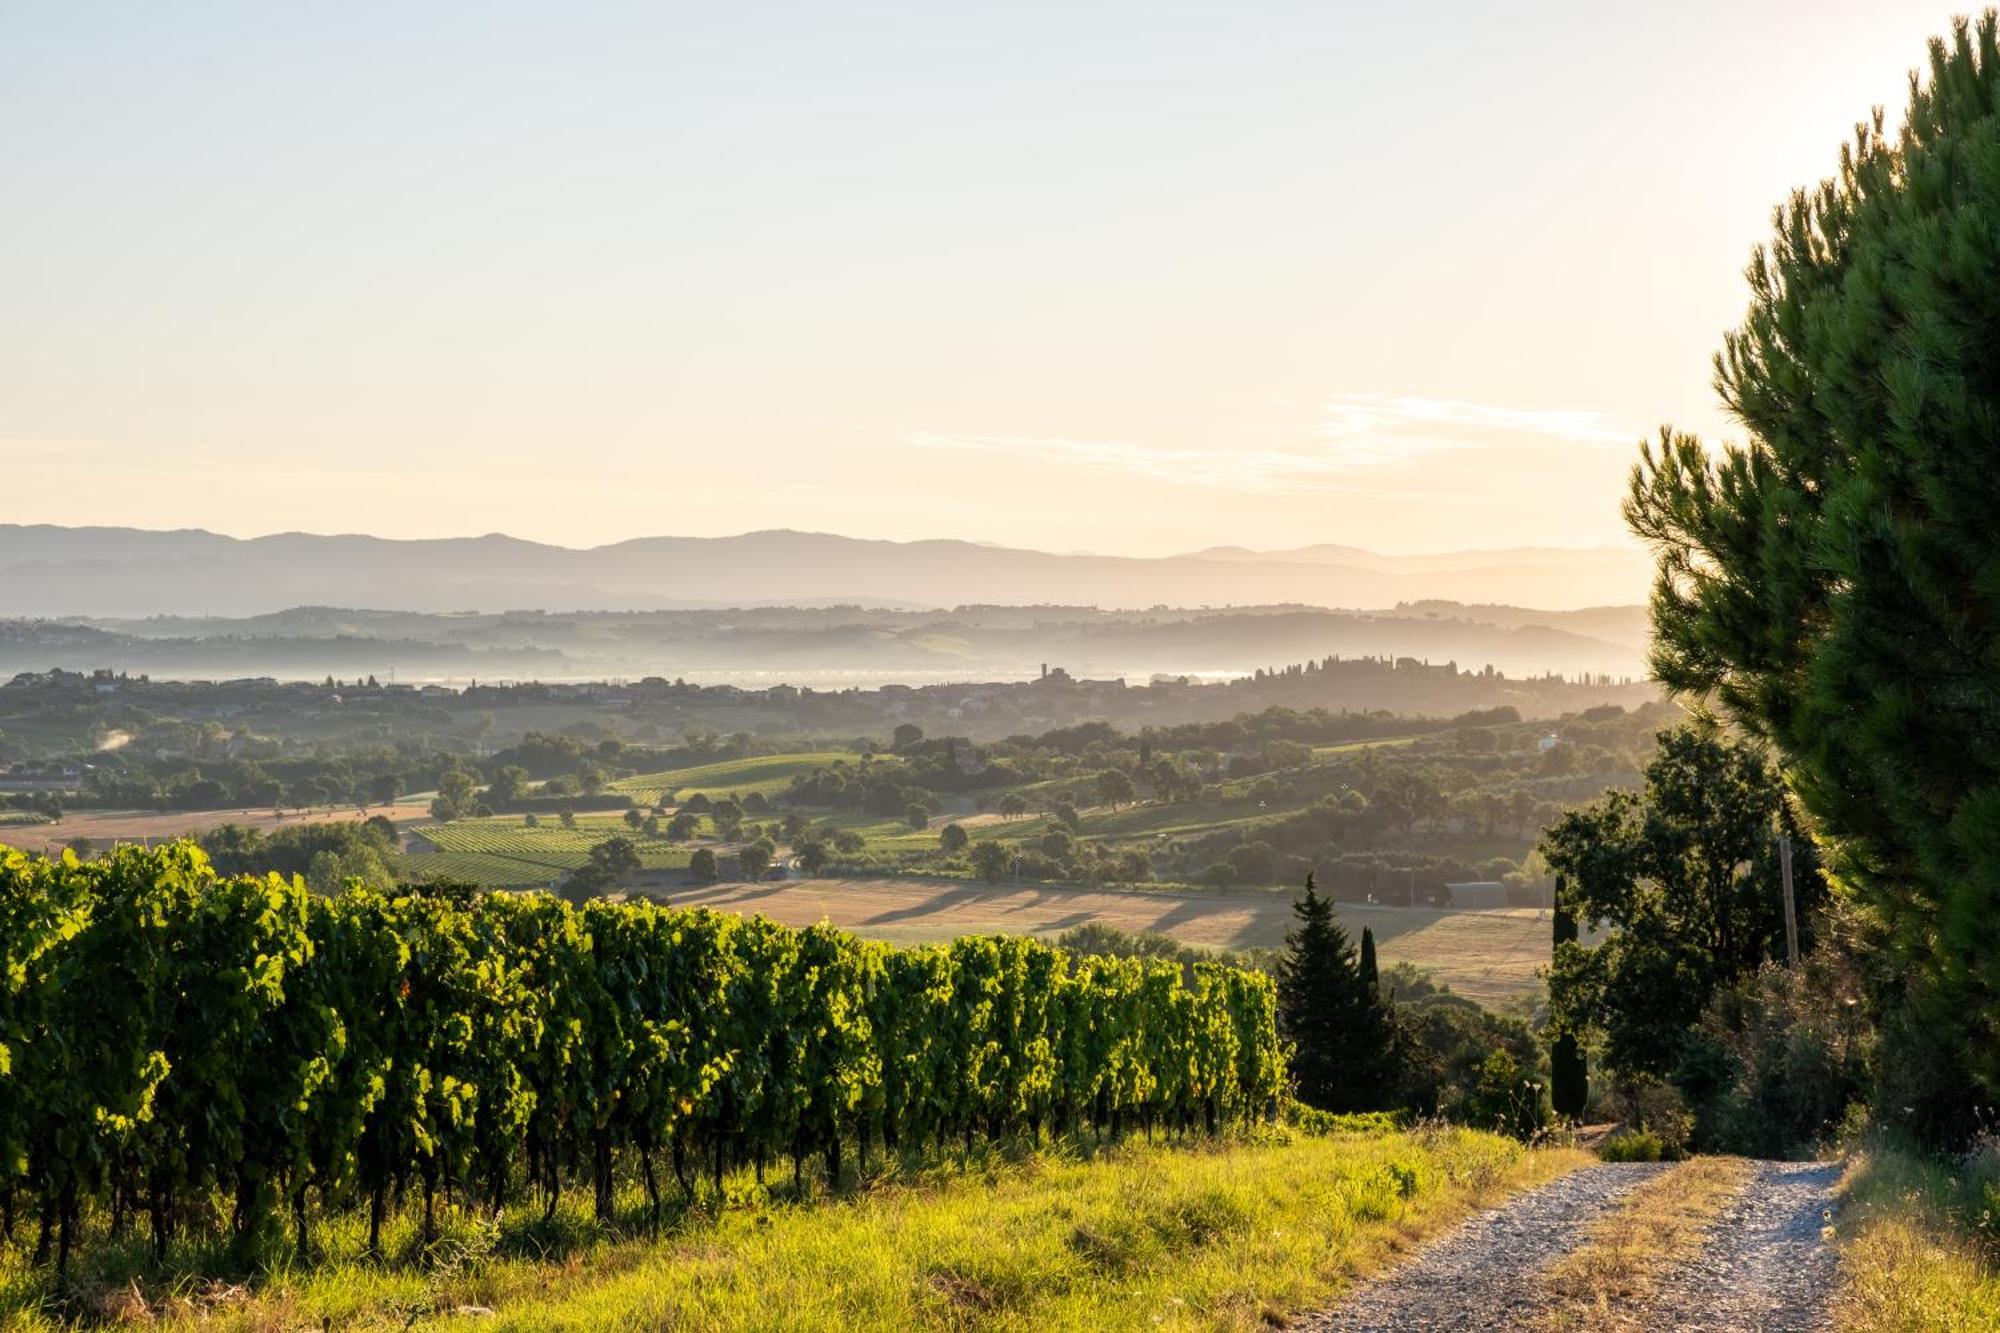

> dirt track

[{"left": 1301, "top": 1159, "right": 1841, "bottom": 1331}]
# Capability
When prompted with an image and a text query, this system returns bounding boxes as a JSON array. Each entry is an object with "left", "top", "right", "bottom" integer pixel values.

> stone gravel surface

[
  {"left": 1298, "top": 1162, "right": 1668, "bottom": 1332},
  {"left": 1642, "top": 1159, "right": 1843, "bottom": 1333},
  {"left": 1301, "top": 1158, "right": 1846, "bottom": 1332}
]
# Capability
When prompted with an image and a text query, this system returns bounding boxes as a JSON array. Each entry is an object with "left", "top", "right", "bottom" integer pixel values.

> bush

[
  {"left": 1459, "top": 1050, "right": 1552, "bottom": 1141},
  {"left": 1393, "top": 992, "right": 1543, "bottom": 1130},
  {"left": 1598, "top": 1130, "right": 1664, "bottom": 1163},
  {"left": 1607, "top": 1075, "right": 1692, "bottom": 1159},
  {"left": 1679, "top": 948, "right": 1871, "bottom": 1156},
  {"left": 1286, "top": 1103, "right": 1401, "bottom": 1136}
]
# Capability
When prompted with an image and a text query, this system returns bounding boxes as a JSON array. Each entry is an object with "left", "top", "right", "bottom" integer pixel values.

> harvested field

[
  {"left": 607, "top": 751, "right": 854, "bottom": 805},
  {"left": 666, "top": 877, "right": 1554, "bottom": 1005},
  {"left": 0, "top": 802, "right": 433, "bottom": 856}
]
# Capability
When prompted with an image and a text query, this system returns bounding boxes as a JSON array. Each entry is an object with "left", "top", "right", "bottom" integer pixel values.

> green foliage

[
  {"left": 1679, "top": 942, "right": 1872, "bottom": 1156},
  {"left": 969, "top": 840, "right": 1012, "bottom": 882},
  {"left": 1623, "top": 13, "right": 2000, "bottom": 1120},
  {"left": 1388, "top": 987, "right": 1546, "bottom": 1136},
  {"left": 560, "top": 835, "right": 643, "bottom": 903},
  {"left": 0, "top": 840, "right": 1287, "bottom": 1275},
  {"left": 199, "top": 820, "right": 399, "bottom": 884},
  {"left": 1597, "top": 1130, "right": 1664, "bottom": 1163},
  {"left": 737, "top": 838, "right": 775, "bottom": 879},
  {"left": 1604, "top": 1075, "right": 1693, "bottom": 1158},
  {"left": 1458, "top": 1050, "right": 1550, "bottom": 1141},
  {"left": 1540, "top": 723, "right": 1814, "bottom": 1078},
  {"left": 1549, "top": 893, "right": 1587, "bottom": 1118},
  {"left": 1283, "top": 1104, "right": 1401, "bottom": 1137},
  {"left": 1275, "top": 874, "right": 1393, "bottom": 1113}
]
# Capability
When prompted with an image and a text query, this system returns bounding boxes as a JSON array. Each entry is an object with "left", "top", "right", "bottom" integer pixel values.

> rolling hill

[{"left": 0, "top": 525, "right": 1652, "bottom": 618}]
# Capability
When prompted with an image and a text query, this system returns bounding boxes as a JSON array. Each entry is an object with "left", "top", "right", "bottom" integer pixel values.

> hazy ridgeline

[
  {"left": 0, "top": 602, "right": 1651, "bottom": 686},
  {"left": 0, "top": 527, "right": 1652, "bottom": 620}
]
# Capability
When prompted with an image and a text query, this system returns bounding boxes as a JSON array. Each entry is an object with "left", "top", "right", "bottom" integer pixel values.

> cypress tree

[
  {"left": 1548, "top": 877, "right": 1587, "bottom": 1118},
  {"left": 1277, "top": 874, "right": 1393, "bottom": 1110},
  {"left": 1357, "top": 926, "right": 1379, "bottom": 994}
]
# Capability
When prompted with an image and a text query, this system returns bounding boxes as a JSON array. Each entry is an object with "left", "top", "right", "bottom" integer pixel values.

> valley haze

[{"left": 0, "top": 524, "right": 1651, "bottom": 686}]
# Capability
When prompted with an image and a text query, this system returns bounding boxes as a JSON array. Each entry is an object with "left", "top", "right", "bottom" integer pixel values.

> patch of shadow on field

[
  {"left": 994, "top": 888, "right": 1106, "bottom": 920},
  {"left": 861, "top": 887, "right": 990, "bottom": 927},
  {"left": 667, "top": 884, "right": 794, "bottom": 909},
  {"left": 1138, "top": 896, "right": 1252, "bottom": 937},
  {"left": 719, "top": 885, "right": 792, "bottom": 903}
]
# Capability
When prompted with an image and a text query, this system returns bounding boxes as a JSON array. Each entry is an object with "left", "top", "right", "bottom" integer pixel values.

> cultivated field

[
  {"left": 607, "top": 751, "right": 855, "bottom": 805},
  {"left": 1310, "top": 734, "right": 1419, "bottom": 759},
  {"left": 0, "top": 802, "right": 434, "bottom": 856},
  {"left": 667, "top": 877, "right": 1554, "bottom": 1006},
  {"left": 407, "top": 813, "right": 700, "bottom": 886}
]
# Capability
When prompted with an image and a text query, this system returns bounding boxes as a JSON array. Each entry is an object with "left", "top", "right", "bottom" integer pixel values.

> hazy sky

[{"left": 0, "top": 2, "right": 1962, "bottom": 555}]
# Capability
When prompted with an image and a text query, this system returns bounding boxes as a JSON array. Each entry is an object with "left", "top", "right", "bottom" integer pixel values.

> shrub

[
  {"left": 1598, "top": 1130, "right": 1664, "bottom": 1163},
  {"left": 1607, "top": 1075, "right": 1692, "bottom": 1159},
  {"left": 1679, "top": 948, "right": 1871, "bottom": 1156},
  {"left": 1286, "top": 1103, "right": 1401, "bottom": 1136}
]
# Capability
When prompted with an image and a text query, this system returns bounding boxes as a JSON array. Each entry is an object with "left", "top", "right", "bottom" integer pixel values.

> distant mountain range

[{"left": 0, "top": 525, "right": 1653, "bottom": 618}]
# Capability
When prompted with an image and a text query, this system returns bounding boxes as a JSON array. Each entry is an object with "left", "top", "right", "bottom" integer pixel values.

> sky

[{"left": 0, "top": 1, "right": 1966, "bottom": 556}]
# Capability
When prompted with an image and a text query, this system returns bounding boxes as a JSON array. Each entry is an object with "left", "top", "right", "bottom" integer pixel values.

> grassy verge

[
  {"left": 1835, "top": 1140, "right": 2000, "bottom": 1331},
  {"left": 4, "top": 1129, "right": 1588, "bottom": 1332},
  {"left": 1537, "top": 1156, "right": 1750, "bottom": 1331}
]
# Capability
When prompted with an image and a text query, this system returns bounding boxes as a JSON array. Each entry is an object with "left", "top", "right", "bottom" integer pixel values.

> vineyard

[
  {"left": 0, "top": 840, "right": 1285, "bottom": 1284},
  {"left": 408, "top": 815, "right": 701, "bottom": 885},
  {"left": 607, "top": 751, "right": 855, "bottom": 807}
]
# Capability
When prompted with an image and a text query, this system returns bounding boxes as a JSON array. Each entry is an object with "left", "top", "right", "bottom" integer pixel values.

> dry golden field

[
  {"left": 669, "top": 877, "right": 1552, "bottom": 1006},
  {"left": 0, "top": 802, "right": 434, "bottom": 856}
]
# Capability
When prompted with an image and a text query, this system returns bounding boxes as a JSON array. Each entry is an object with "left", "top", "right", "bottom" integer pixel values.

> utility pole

[{"left": 1779, "top": 834, "right": 1800, "bottom": 968}]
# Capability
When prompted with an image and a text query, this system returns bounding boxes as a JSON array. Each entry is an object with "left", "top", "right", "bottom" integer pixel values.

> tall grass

[
  {"left": 2, "top": 1127, "right": 1587, "bottom": 1331},
  {"left": 1836, "top": 1137, "right": 2000, "bottom": 1331}
]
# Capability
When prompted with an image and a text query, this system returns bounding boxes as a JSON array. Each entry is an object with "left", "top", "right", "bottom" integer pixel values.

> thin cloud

[
  {"left": 1319, "top": 394, "right": 1635, "bottom": 464},
  {"left": 905, "top": 395, "right": 1637, "bottom": 490}
]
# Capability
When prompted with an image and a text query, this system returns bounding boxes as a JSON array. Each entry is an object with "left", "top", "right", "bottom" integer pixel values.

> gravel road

[
  {"left": 1299, "top": 1159, "right": 1843, "bottom": 1332},
  {"left": 1643, "top": 1160, "right": 1843, "bottom": 1332},
  {"left": 1298, "top": 1163, "right": 1667, "bottom": 1332}
]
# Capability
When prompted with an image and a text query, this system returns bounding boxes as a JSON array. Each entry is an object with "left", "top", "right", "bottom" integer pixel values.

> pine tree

[
  {"left": 1276, "top": 874, "right": 1393, "bottom": 1110},
  {"left": 1624, "top": 14, "right": 2000, "bottom": 1116}
]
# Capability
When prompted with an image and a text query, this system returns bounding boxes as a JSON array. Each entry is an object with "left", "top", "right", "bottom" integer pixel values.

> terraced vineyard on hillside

[{"left": 607, "top": 751, "right": 856, "bottom": 805}]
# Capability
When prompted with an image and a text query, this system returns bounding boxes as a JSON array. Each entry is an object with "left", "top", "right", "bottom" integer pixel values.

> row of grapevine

[{"left": 0, "top": 841, "right": 1284, "bottom": 1279}]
